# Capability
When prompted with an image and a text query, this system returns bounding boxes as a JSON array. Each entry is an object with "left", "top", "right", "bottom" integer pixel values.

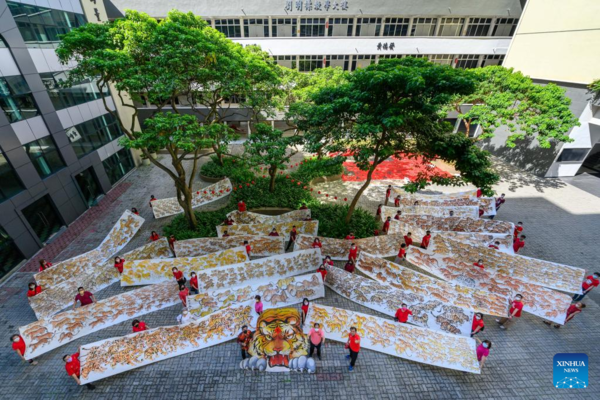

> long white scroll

[
  {"left": 293, "top": 234, "right": 404, "bottom": 260},
  {"left": 392, "top": 188, "right": 478, "bottom": 200},
  {"left": 381, "top": 205, "right": 479, "bottom": 220},
  {"left": 389, "top": 215, "right": 513, "bottom": 236},
  {"left": 79, "top": 303, "right": 254, "bottom": 384},
  {"left": 34, "top": 210, "right": 144, "bottom": 288},
  {"left": 120, "top": 247, "right": 249, "bottom": 286},
  {"left": 406, "top": 247, "right": 572, "bottom": 324},
  {"left": 391, "top": 188, "right": 496, "bottom": 216},
  {"left": 216, "top": 221, "right": 319, "bottom": 240},
  {"left": 356, "top": 253, "right": 509, "bottom": 317},
  {"left": 226, "top": 209, "right": 311, "bottom": 224},
  {"left": 28, "top": 239, "right": 172, "bottom": 320},
  {"left": 175, "top": 235, "right": 285, "bottom": 257},
  {"left": 188, "top": 273, "right": 325, "bottom": 317},
  {"left": 324, "top": 266, "right": 472, "bottom": 335},
  {"left": 304, "top": 304, "right": 480, "bottom": 373},
  {"left": 152, "top": 178, "right": 233, "bottom": 219}
]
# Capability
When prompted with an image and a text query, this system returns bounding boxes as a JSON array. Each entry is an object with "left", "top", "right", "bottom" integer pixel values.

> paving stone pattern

[{"left": 0, "top": 155, "right": 599, "bottom": 399}]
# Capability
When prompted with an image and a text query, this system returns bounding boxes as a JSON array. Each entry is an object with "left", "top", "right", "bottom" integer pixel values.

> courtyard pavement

[{"left": 1, "top": 154, "right": 599, "bottom": 399}]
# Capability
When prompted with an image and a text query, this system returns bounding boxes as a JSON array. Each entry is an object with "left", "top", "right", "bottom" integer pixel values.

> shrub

[
  {"left": 200, "top": 155, "right": 254, "bottom": 183},
  {"left": 310, "top": 203, "right": 379, "bottom": 239},
  {"left": 292, "top": 156, "right": 344, "bottom": 182},
  {"left": 229, "top": 177, "right": 317, "bottom": 209}
]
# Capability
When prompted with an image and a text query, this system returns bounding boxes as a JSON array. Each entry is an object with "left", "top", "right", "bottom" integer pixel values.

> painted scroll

[
  {"left": 325, "top": 266, "right": 472, "bottom": 335},
  {"left": 20, "top": 281, "right": 180, "bottom": 360},
  {"left": 381, "top": 205, "right": 479, "bottom": 220},
  {"left": 406, "top": 247, "right": 572, "bottom": 324},
  {"left": 121, "top": 247, "right": 249, "bottom": 286},
  {"left": 175, "top": 235, "right": 285, "bottom": 258},
  {"left": 35, "top": 210, "right": 144, "bottom": 288},
  {"left": 356, "top": 252, "right": 508, "bottom": 317},
  {"left": 28, "top": 239, "right": 172, "bottom": 320},
  {"left": 389, "top": 215, "right": 513, "bottom": 236},
  {"left": 216, "top": 220, "right": 319, "bottom": 240},
  {"left": 305, "top": 304, "right": 480, "bottom": 373},
  {"left": 293, "top": 234, "right": 405, "bottom": 260},
  {"left": 432, "top": 237, "right": 585, "bottom": 294},
  {"left": 226, "top": 209, "right": 311, "bottom": 224},
  {"left": 152, "top": 178, "right": 233, "bottom": 219},
  {"left": 188, "top": 273, "right": 324, "bottom": 317},
  {"left": 391, "top": 190, "right": 495, "bottom": 216},
  {"left": 392, "top": 188, "right": 478, "bottom": 200},
  {"left": 79, "top": 303, "right": 254, "bottom": 384}
]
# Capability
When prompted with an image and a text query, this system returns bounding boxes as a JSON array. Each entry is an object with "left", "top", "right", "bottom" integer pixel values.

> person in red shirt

[
  {"left": 168, "top": 235, "right": 177, "bottom": 255},
  {"left": 420, "top": 230, "right": 432, "bottom": 249},
  {"left": 513, "top": 222, "right": 523, "bottom": 239},
  {"left": 223, "top": 217, "right": 235, "bottom": 226},
  {"left": 131, "top": 207, "right": 139, "bottom": 215},
  {"left": 324, "top": 256, "right": 334, "bottom": 266},
  {"left": 495, "top": 194, "right": 506, "bottom": 212},
  {"left": 385, "top": 185, "right": 392, "bottom": 205},
  {"left": 394, "top": 303, "right": 412, "bottom": 323},
  {"left": 268, "top": 228, "right": 279, "bottom": 237},
  {"left": 317, "top": 264, "right": 328, "bottom": 282},
  {"left": 476, "top": 188, "right": 482, "bottom": 198},
  {"left": 149, "top": 195, "right": 156, "bottom": 207},
  {"left": 348, "top": 244, "right": 359, "bottom": 262},
  {"left": 345, "top": 326, "right": 361, "bottom": 371},
  {"left": 478, "top": 208, "right": 485, "bottom": 218},
  {"left": 496, "top": 294, "right": 524, "bottom": 330},
  {"left": 301, "top": 298, "right": 310, "bottom": 326},
  {"left": 473, "top": 259, "right": 484, "bottom": 270},
  {"left": 172, "top": 267, "right": 186, "bottom": 286},
  {"left": 188, "top": 271, "right": 199, "bottom": 295},
  {"left": 373, "top": 229, "right": 379, "bottom": 236},
  {"left": 394, "top": 243, "right": 407, "bottom": 264},
  {"left": 132, "top": 319, "right": 148, "bottom": 332},
  {"left": 222, "top": 230, "right": 230, "bottom": 237},
  {"left": 113, "top": 256, "right": 125, "bottom": 274},
  {"left": 300, "top": 204, "right": 308, "bottom": 210},
  {"left": 573, "top": 272, "right": 600, "bottom": 301},
  {"left": 312, "top": 238, "right": 322, "bottom": 248},
  {"left": 244, "top": 240, "right": 252, "bottom": 256},
  {"left": 11, "top": 334, "right": 37, "bottom": 365},
  {"left": 237, "top": 325, "right": 254, "bottom": 360},
  {"left": 404, "top": 232, "right": 413, "bottom": 247},
  {"left": 345, "top": 232, "right": 355, "bottom": 240},
  {"left": 544, "top": 303, "right": 586, "bottom": 329},
  {"left": 382, "top": 217, "right": 392, "bottom": 234},
  {"left": 394, "top": 195, "right": 401, "bottom": 207},
  {"left": 285, "top": 225, "right": 298, "bottom": 251},
  {"left": 376, "top": 204, "right": 383, "bottom": 218},
  {"left": 238, "top": 200, "right": 247, "bottom": 212},
  {"left": 73, "top": 287, "right": 95, "bottom": 310},
  {"left": 394, "top": 210, "right": 402, "bottom": 220},
  {"left": 179, "top": 285, "right": 189, "bottom": 308},
  {"left": 38, "top": 259, "right": 53, "bottom": 272},
  {"left": 64, "top": 352, "right": 95, "bottom": 389},
  {"left": 488, "top": 241, "right": 500, "bottom": 250},
  {"left": 513, "top": 235, "right": 525, "bottom": 253},
  {"left": 149, "top": 231, "right": 160, "bottom": 241},
  {"left": 471, "top": 313, "right": 485, "bottom": 337},
  {"left": 344, "top": 259, "right": 355, "bottom": 274},
  {"left": 27, "top": 282, "right": 42, "bottom": 297}
]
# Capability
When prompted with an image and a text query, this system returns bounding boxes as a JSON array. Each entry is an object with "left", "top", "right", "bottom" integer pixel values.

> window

[
  {"left": 466, "top": 18, "right": 492, "bottom": 36},
  {"left": 455, "top": 55, "right": 480, "bottom": 69},
  {"left": 0, "top": 226, "right": 24, "bottom": 279},
  {"left": 427, "top": 54, "right": 454, "bottom": 66},
  {"left": 0, "top": 151, "right": 24, "bottom": 201},
  {"left": 438, "top": 18, "right": 465, "bottom": 36},
  {"left": 328, "top": 55, "right": 351, "bottom": 71},
  {"left": 411, "top": 18, "right": 437, "bottom": 36},
  {"left": 274, "top": 55, "right": 296, "bottom": 69},
  {"left": 379, "top": 55, "right": 403, "bottom": 59},
  {"left": 40, "top": 72, "right": 109, "bottom": 111},
  {"left": 69, "top": 113, "right": 124, "bottom": 159},
  {"left": 351, "top": 55, "right": 376, "bottom": 70},
  {"left": 300, "top": 18, "right": 326, "bottom": 37},
  {"left": 272, "top": 18, "right": 297, "bottom": 37},
  {"left": 7, "top": 1, "right": 86, "bottom": 48},
  {"left": 214, "top": 19, "right": 242, "bottom": 38},
  {"left": 356, "top": 18, "right": 382, "bottom": 36},
  {"left": 556, "top": 149, "right": 590, "bottom": 162},
  {"left": 383, "top": 18, "right": 410, "bottom": 37},
  {"left": 23, "top": 137, "right": 65, "bottom": 178},
  {"left": 243, "top": 18, "right": 269, "bottom": 37},
  {"left": 482, "top": 54, "right": 505, "bottom": 67},
  {"left": 0, "top": 75, "right": 40, "bottom": 123},
  {"left": 492, "top": 18, "right": 519, "bottom": 36},
  {"left": 299, "top": 55, "right": 326, "bottom": 72},
  {"left": 328, "top": 18, "right": 354, "bottom": 36},
  {"left": 102, "top": 148, "right": 135, "bottom": 185}
]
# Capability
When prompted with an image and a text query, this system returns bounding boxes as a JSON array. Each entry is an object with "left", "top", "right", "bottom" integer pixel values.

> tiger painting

[{"left": 248, "top": 308, "right": 308, "bottom": 371}]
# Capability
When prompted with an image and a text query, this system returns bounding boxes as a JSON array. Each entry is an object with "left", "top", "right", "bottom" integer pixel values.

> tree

[
  {"left": 244, "top": 123, "right": 303, "bottom": 192},
  {"left": 450, "top": 66, "right": 579, "bottom": 148},
  {"left": 297, "top": 58, "right": 498, "bottom": 223},
  {"left": 589, "top": 79, "right": 600, "bottom": 104},
  {"left": 56, "top": 10, "right": 282, "bottom": 229}
]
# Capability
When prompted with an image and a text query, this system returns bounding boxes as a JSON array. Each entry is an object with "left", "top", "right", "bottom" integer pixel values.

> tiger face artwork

[{"left": 248, "top": 308, "right": 308, "bottom": 370}]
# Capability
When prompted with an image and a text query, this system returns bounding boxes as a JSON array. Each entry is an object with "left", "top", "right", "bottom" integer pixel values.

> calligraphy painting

[
  {"left": 152, "top": 178, "right": 233, "bottom": 219},
  {"left": 304, "top": 304, "right": 480, "bottom": 373},
  {"left": 380, "top": 205, "right": 479, "bottom": 220},
  {"left": 388, "top": 215, "right": 513, "bottom": 236},
  {"left": 175, "top": 235, "right": 285, "bottom": 257},
  {"left": 293, "top": 234, "right": 404, "bottom": 260},
  {"left": 226, "top": 209, "right": 311, "bottom": 224},
  {"left": 392, "top": 188, "right": 478, "bottom": 200},
  {"left": 216, "top": 221, "right": 319, "bottom": 240}
]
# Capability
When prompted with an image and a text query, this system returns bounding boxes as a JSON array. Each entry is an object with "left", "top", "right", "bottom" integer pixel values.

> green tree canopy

[{"left": 589, "top": 78, "right": 600, "bottom": 104}]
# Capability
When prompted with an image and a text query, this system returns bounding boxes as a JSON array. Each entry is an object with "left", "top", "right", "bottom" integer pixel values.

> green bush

[
  {"left": 163, "top": 208, "right": 230, "bottom": 240},
  {"left": 310, "top": 203, "right": 379, "bottom": 239},
  {"left": 291, "top": 156, "right": 344, "bottom": 182},
  {"left": 229, "top": 176, "right": 317, "bottom": 209},
  {"left": 200, "top": 155, "right": 254, "bottom": 183}
]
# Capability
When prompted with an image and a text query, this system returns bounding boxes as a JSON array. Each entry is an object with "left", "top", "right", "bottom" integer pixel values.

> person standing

[
  {"left": 496, "top": 294, "right": 524, "bottom": 330},
  {"left": 475, "top": 339, "right": 491, "bottom": 371},
  {"left": 348, "top": 243, "right": 359, "bottom": 262},
  {"left": 345, "top": 327, "right": 361, "bottom": 371},
  {"left": 513, "top": 235, "right": 526, "bottom": 253},
  {"left": 244, "top": 240, "right": 252, "bottom": 257},
  {"left": 149, "top": 231, "right": 160, "bottom": 241},
  {"left": 473, "top": 259, "right": 484, "bottom": 270},
  {"left": 149, "top": 195, "right": 156, "bottom": 208},
  {"left": 344, "top": 259, "right": 355, "bottom": 274},
  {"left": 544, "top": 303, "right": 586, "bottom": 329},
  {"left": 394, "top": 210, "right": 402, "bottom": 220},
  {"left": 254, "top": 295, "right": 263, "bottom": 315},
  {"left": 189, "top": 272, "right": 199, "bottom": 295},
  {"left": 237, "top": 325, "right": 253, "bottom": 360},
  {"left": 385, "top": 185, "right": 392, "bottom": 205},
  {"left": 238, "top": 200, "right": 247, "bottom": 212},
  {"left": 132, "top": 320, "right": 147, "bottom": 332},
  {"left": 27, "top": 282, "right": 43, "bottom": 297},
  {"left": 495, "top": 194, "right": 506, "bottom": 212},
  {"left": 513, "top": 222, "right": 524, "bottom": 240},
  {"left": 113, "top": 256, "right": 125, "bottom": 274},
  {"left": 64, "top": 352, "right": 95, "bottom": 390},
  {"left": 38, "top": 259, "right": 53, "bottom": 272},
  {"left": 286, "top": 225, "right": 298, "bottom": 251},
  {"left": 172, "top": 267, "right": 186, "bottom": 286},
  {"left": 11, "top": 335, "right": 37, "bottom": 365},
  {"left": 382, "top": 217, "right": 392, "bottom": 234},
  {"left": 394, "top": 195, "right": 401, "bottom": 207},
  {"left": 324, "top": 256, "right": 334, "bottom": 267},
  {"left": 268, "top": 228, "right": 280, "bottom": 237},
  {"left": 420, "top": 230, "right": 432, "bottom": 249},
  {"left": 394, "top": 244, "right": 407, "bottom": 263},
  {"left": 476, "top": 188, "right": 482, "bottom": 198},
  {"left": 317, "top": 264, "right": 328, "bottom": 282},
  {"left": 312, "top": 238, "right": 322, "bottom": 249},
  {"left": 168, "top": 235, "right": 177, "bottom": 254},
  {"left": 309, "top": 323, "right": 325, "bottom": 360},
  {"left": 573, "top": 272, "right": 600, "bottom": 301},
  {"left": 73, "top": 287, "right": 95, "bottom": 310},
  {"left": 178, "top": 285, "right": 190, "bottom": 308},
  {"left": 376, "top": 204, "right": 383, "bottom": 218},
  {"left": 131, "top": 207, "right": 139, "bottom": 215},
  {"left": 471, "top": 313, "right": 485, "bottom": 337},
  {"left": 404, "top": 232, "right": 413, "bottom": 247},
  {"left": 301, "top": 298, "right": 310, "bottom": 326},
  {"left": 394, "top": 304, "right": 412, "bottom": 323},
  {"left": 300, "top": 204, "right": 308, "bottom": 210},
  {"left": 345, "top": 232, "right": 355, "bottom": 240}
]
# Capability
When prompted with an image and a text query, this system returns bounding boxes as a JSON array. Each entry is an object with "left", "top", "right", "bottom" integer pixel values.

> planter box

[{"left": 199, "top": 173, "right": 225, "bottom": 183}]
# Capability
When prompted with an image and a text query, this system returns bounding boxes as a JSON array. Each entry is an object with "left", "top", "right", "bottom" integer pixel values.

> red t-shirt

[
  {"left": 190, "top": 276, "right": 198, "bottom": 290},
  {"left": 39, "top": 262, "right": 52, "bottom": 272},
  {"left": 383, "top": 221, "right": 390, "bottom": 231},
  {"left": 376, "top": 207, "right": 382, "bottom": 216},
  {"left": 289, "top": 229, "right": 297, "bottom": 240},
  {"left": 385, "top": 188, "right": 391, "bottom": 198},
  {"left": 65, "top": 353, "right": 81, "bottom": 378},
  {"left": 301, "top": 304, "right": 309, "bottom": 316},
  {"left": 245, "top": 245, "right": 252, "bottom": 256},
  {"left": 168, "top": 237, "right": 176, "bottom": 247},
  {"left": 325, "top": 260, "right": 334, "bottom": 266},
  {"left": 513, "top": 226, "right": 523, "bottom": 238},
  {"left": 394, "top": 214, "right": 401, "bottom": 220},
  {"left": 495, "top": 197, "right": 505, "bottom": 210},
  {"left": 150, "top": 233, "right": 160, "bottom": 241},
  {"left": 312, "top": 242, "right": 322, "bottom": 248},
  {"left": 582, "top": 275, "right": 600, "bottom": 291},
  {"left": 12, "top": 336, "right": 26, "bottom": 355},
  {"left": 479, "top": 208, "right": 484, "bottom": 217},
  {"left": 27, "top": 286, "right": 43, "bottom": 297},
  {"left": 223, "top": 219, "right": 234, "bottom": 225},
  {"left": 133, "top": 322, "right": 147, "bottom": 332},
  {"left": 348, "top": 247, "right": 358, "bottom": 259},
  {"left": 397, "top": 248, "right": 406, "bottom": 259},
  {"left": 75, "top": 291, "right": 94, "bottom": 306},
  {"left": 395, "top": 308, "right": 412, "bottom": 323},
  {"left": 317, "top": 268, "right": 327, "bottom": 282},
  {"left": 345, "top": 235, "right": 355, "bottom": 240},
  {"left": 404, "top": 236, "right": 413, "bottom": 246},
  {"left": 394, "top": 199, "right": 400, "bottom": 207},
  {"left": 488, "top": 244, "right": 499, "bottom": 250},
  {"left": 476, "top": 188, "right": 482, "bottom": 198},
  {"left": 348, "top": 334, "right": 361, "bottom": 352},
  {"left": 238, "top": 202, "right": 246, "bottom": 212},
  {"left": 179, "top": 288, "right": 189, "bottom": 306},
  {"left": 509, "top": 300, "right": 524, "bottom": 317},
  {"left": 344, "top": 262, "right": 355, "bottom": 273},
  {"left": 566, "top": 305, "right": 580, "bottom": 320},
  {"left": 269, "top": 232, "right": 279, "bottom": 237},
  {"left": 421, "top": 235, "right": 431, "bottom": 248},
  {"left": 173, "top": 270, "right": 184, "bottom": 281},
  {"left": 513, "top": 239, "right": 525, "bottom": 253},
  {"left": 473, "top": 262, "right": 484, "bottom": 270},
  {"left": 114, "top": 259, "right": 125, "bottom": 274},
  {"left": 472, "top": 317, "right": 484, "bottom": 332}
]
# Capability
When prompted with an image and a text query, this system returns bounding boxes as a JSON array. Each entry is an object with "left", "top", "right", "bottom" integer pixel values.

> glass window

[
  {"left": 427, "top": 54, "right": 454, "bottom": 66},
  {"left": 438, "top": 18, "right": 465, "bottom": 36},
  {"left": 102, "top": 148, "right": 135, "bottom": 185},
  {"left": 23, "top": 137, "right": 65, "bottom": 178},
  {"left": 492, "top": 18, "right": 519, "bottom": 36},
  {"left": 214, "top": 19, "right": 242, "bottom": 38},
  {"left": 243, "top": 18, "right": 269, "bottom": 38},
  {"left": 383, "top": 18, "right": 409, "bottom": 37},
  {"left": 0, "top": 75, "right": 40, "bottom": 123},
  {"left": 328, "top": 17, "right": 354, "bottom": 37},
  {"left": 40, "top": 72, "right": 109, "bottom": 111},
  {"left": 272, "top": 18, "right": 297, "bottom": 37},
  {"left": 482, "top": 54, "right": 505, "bottom": 67},
  {"left": 466, "top": 18, "right": 492, "bottom": 36},
  {"left": 300, "top": 18, "right": 326, "bottom": 37},
  {"left": 0, "top": 226, "right": 25, "bottom": 279},
  {"left": 0, "top": 151, "right": 25, "bottom": 202},
  {"left": 21, "top": 195, "right": 63, "bottom": 243},
  {"left": 556, "top": 148, "right": 590, "bottom": 162},
  {"left": 455, "top": 55, "right": 480, "bottom": 69},
  {"left": 7, "top": 1, "right": 87, "bottom": 48},
  {"left": 411, "top": 18, "right": 437, "bottom": 36},
  {"left": 328, "top": 55, "right": 351, "bottom": 71},
  {"left": 299, "top": 55, "right": 326, "bottom": 72},
  {"left": 356, "top": 18, "right": 382, "bottom": 36},
  {"left": 351, "top": 55, "right": 376, "bottom": 71},
  {"left": 69, "top": 113, "right": 124, "bottom": 159}
]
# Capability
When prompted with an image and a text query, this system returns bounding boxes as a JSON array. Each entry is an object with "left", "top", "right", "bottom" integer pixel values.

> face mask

[
  {"left": 476, "top": 315, "right": 481, "bottom": 320},
  {"left": 515, "top": 298, "right": 522, "bottom": 301},
  {"left": 594, "top": 275, "right": 599, "bottom": 279},
  {"left": 13, "top": 337, "right": 20, "bottom": 342},
  {"left": 482, "top": 343, "right": 489, "bottom": 349},
  {"left": 67, "top": 357, "right": 73, "bottom": 362},
  {"left": 401, "top": 306, "right": 407, "bottom": 310},
  {"left": 304, "top": 301, "right": 308, "bottom": 305},
  {"left": 29, "top": 287, "right": 34, "bottom": 290}
]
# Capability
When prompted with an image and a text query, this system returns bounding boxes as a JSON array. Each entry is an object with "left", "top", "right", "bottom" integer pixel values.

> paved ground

[{"left": 1, "top": 154, "right": 599, "bottom": 399}]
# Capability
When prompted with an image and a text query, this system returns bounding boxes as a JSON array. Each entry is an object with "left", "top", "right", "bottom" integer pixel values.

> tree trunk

[
  {"left": 344, "top": 165, "right": 376, "bottom": 224},
  {"left": 213, "top": 144, "right": 224, "bottom": 166},
  {"left": 269, "top": 166, "right": 277, "bottom": 192},
  {"left": 175, "top": 183, "right": 198, "bottom": 230}
]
